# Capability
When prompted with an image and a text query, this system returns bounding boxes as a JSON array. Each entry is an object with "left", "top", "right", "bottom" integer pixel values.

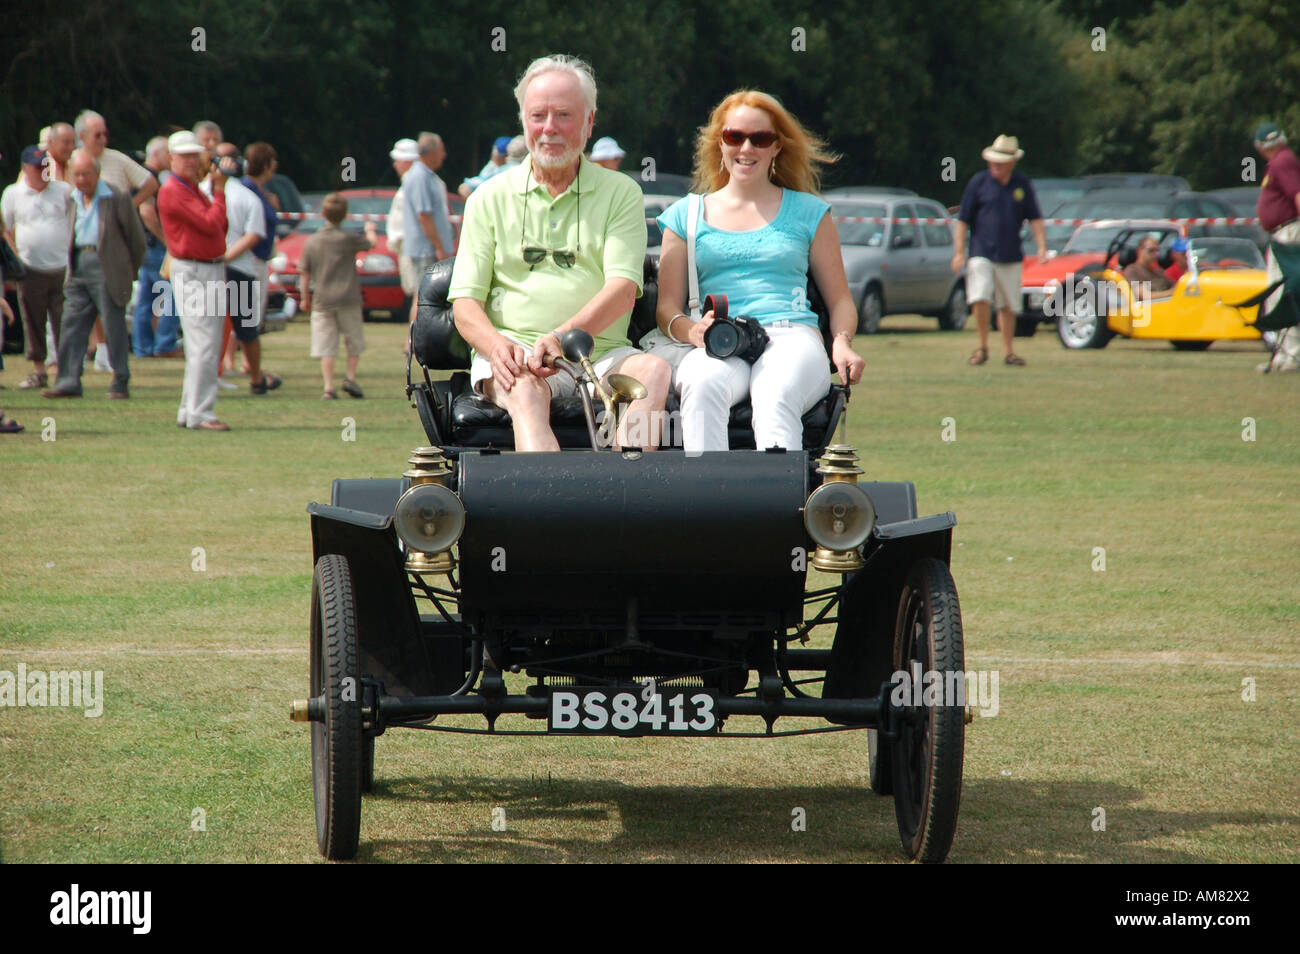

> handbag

[
  {"left": 1, "top": 239, "right": 27, "bottom": 282},
  {"left": 639, "top": 193, "right": 703, "bottom": 374}
]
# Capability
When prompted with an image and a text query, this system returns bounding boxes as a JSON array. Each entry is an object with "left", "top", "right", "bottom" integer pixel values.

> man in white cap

[
  {"left": 387, "top": 138, "right": 419, "bottom": 313},
  {"left": 952, "top": 134, "right": 1047, "bottom": 367},
  {"left": 589, "top": 136, "right": 625, "bottom": 170}
]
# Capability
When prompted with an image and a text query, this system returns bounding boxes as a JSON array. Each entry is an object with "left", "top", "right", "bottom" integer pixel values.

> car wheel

[
  {"left": 858, "top": 286, "right": 884, "bottom": 335},
  {"left": 890, "top": 558, "right": 964, "bottom": 864},
  {"left": 936, "top": 285, "right": 967, "bottom": 331},
  {"left": 360, "top": 735, "right": 375, "bottom": 794},
  {"left": 868, "top": 727, "right": 894, "bottom": 795},
  {"left": 1014, "top": 316, "right": 1038, "bottom": 337},
  {"left": 1170, "top": 340, "right": 1212, "bottom": 351},
  {"left": 310, "top": 553, "right": 363, "bottom": 860},
  {"left": 1056, "top": 278, "right": 1112, "bottom": 349}
]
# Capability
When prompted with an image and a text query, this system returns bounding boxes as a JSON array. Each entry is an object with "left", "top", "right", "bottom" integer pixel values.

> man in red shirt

[
  {"left": 157, "top": 130, "right": 232, "bottom": 429},
  {"left": 1254, "top": 122, "right": 1300, "bottom": 372}
]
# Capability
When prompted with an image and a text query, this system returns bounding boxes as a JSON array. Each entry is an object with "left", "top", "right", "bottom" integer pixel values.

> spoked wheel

[
  {"left": 890, "top": 558, "right": 965, "bottom": 863},
  {"left": 310, "top": 553, "right": 363, "bottom": 860}
]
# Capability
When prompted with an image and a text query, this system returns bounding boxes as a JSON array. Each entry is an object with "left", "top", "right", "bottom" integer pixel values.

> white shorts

[
  {"left": 966, "top": 257, "right": 1022, "bottom": 311},
  {"left": 469, "top": 334, "right": 643, "bottom": 399}
]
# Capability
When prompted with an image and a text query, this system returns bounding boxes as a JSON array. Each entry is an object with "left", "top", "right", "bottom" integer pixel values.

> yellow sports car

[{"left": 1055, "top": 228, "right": 1267, "bottom": 350}]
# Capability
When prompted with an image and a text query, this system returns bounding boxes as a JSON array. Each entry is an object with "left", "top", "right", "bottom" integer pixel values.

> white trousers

[
  {"left": 676, "top": 323, "right": 829, "bottom": 454},
  {"left": 171, "top": 259, "right": 226, "bottom": 427},
  {"left": 1265, "top": 221, "right": 1300, "bottom": 365}
]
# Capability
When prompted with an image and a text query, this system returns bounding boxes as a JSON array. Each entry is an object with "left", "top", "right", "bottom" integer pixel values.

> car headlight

[
  {"left": 394, "top": 483, "right": 465, "bottom": 554},
  {"left": 358, "top": 253, "right": 395, "bottom": 273},
  {"left": 269, "top": 253, "right": 288, "bottom": 272},
  {"left": 804, "top": 481, "right": 875, "bottom": 553}
]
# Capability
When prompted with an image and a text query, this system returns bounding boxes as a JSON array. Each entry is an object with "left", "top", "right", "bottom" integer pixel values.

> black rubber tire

[
  {"left": 890, "top": 558, "right": 965, "bottom": 864},
  {"left": 858, "top": 286, "right": 884, "bottom": 334},
  {"left": 868, "top": 728, "right": 894, "bottom": 795},
  {"left": 936, "top": 284, "right": 967, "bottom": 331},
  {"left": 1013, "top": 315, "right": 1039, "bottom": 338},
  {"left": 1171, "top": 340, "right": 1212, "bottom": 351},
  {"left": 310, "top": 553, "right": 363, "bottom": 860},
  {"left": 360, "top": 735, "right": 375, "bottom": 794},
  {"left": 1056, "top": 277, "right": 1113, "bottom": 349}
]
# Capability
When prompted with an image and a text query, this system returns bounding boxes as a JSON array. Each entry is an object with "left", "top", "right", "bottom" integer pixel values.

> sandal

[
  {"left": 341, "top": 378, "right": 364, "bottom": 399},
  {"left": 1005, "top": 353, "right": 1026, "bottom": 366},
  {"left": 968, "top": 347, "right": 988, "bottom": 366},
  {"left": 0, "top": 413, "right": 23, "bottom": 434},
  {"left": 250, "top": 372, "right": 283, "bottom": 395},
  {"left": 19, "top": 371, "right": 48, "bottom": 390},
  {"left": 322, "top": 389, "right": 338, "bottom": 400}
]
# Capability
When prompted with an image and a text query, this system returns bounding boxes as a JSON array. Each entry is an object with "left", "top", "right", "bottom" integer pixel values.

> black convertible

[{"left": 292, "top": 257, "right": 967, "bottom": 862}]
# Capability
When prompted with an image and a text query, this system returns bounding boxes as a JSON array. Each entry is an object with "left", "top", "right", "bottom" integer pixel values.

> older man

[
  {"left": 44, "top": 123, "right": 76, "bottom": 184},
  {"left": 1253, "top": 122, "right": 1300, "bottom": 373},
  {"left": 157, "top": 130, "right": 231, "bottom": 430},
  {"left": 387, "top": 138, "right": 419, "bottom": 308},
  {"left": 41, "top": 150, "right": 145, "bottom": 399},
  {"left": 952, "top": 134, "right": 1047, "bottom": 367},
  {"left": 449, "top": 53, "right": 669, "bottom": 452},
  {"left": 402, "top": 132, "right": 455, "bottom": 325},
  {"left": 458, "top": 136, "right": 511, "bottom": 197},
  {"left": 74, "top": 111, "right": 157, "bottom": 208},
  {"left": 2, "top": 146, "right": 75, "bottom": 390}
]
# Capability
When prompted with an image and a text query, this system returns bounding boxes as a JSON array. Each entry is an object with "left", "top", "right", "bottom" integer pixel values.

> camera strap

[
  {"left": 687, "top": 192, "right": 703, "bottom": 319},
  {"left": 702, "top": 293, "right": 728, "bottom": 322}
]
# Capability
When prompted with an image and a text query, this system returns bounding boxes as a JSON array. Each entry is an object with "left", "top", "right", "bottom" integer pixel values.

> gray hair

[
  {"left": 49, "top": 122, "right": 74, "bottom": 141},
  {"left": 514, "top": 54, "right": 597, "bottom": 117},
  {"left": 74, "top": 109, "right": 105, "bottom": 139},
  {"left": 506, "top": 134, "right": 528, "bottom": 161},
  {"left": 193, "top": 120, "right": 222, "bottom": 140},
  {"left": 145, "top": 136, "right": 170, "bottom": 162},
  {"left": 417, "top": 132, "right": 443, "bottom": 155}
]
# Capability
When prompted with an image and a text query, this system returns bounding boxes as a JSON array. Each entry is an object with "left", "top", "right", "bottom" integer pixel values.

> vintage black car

[{"left": 292, "top": 257, "right": 967, "bottom": 862}]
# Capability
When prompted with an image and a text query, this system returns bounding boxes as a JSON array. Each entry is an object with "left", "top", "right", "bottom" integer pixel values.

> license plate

[{"left": 548, "top": 686, "right": 718, "bottom": 735}]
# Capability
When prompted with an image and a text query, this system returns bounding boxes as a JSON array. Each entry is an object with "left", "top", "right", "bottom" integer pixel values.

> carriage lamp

[
  {"left": 395, "top": 481, "right": 465, "bottom": 575},
  {"left": 805, "top": 444, "right": 874, "bottom": 572},
  {"left": 404, "top": 446, "right": 452, "bottom": 485}
]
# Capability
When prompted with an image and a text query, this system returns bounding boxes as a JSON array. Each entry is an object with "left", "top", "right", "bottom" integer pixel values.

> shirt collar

[{"left": 510, "top": 154, "right": 596, "bottom": 198}]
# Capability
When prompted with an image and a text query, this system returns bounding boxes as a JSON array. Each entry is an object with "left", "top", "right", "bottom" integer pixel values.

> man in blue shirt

[
  {"left": 952, "top": 134, "right": 1047, "bottom": 367},
  {"left": 402, "top": 132, "right": 454, "bottom": 325}
]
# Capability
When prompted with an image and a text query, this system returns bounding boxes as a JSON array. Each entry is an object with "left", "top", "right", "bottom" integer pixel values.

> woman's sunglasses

[{"left": 721, "top": 128, "right": 779, "bottom": 149}]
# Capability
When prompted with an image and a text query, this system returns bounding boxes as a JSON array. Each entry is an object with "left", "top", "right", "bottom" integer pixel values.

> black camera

[
  {"left": 702, "top": 293, "right": 769, "bottom": 364},
  {"left": 216, "top": 154, "right": 246, "bottom": 177}
]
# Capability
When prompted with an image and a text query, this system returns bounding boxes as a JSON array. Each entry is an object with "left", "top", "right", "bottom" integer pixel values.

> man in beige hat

[{"left": 952, "top": 134, "right": 1047, "bottom": 366}]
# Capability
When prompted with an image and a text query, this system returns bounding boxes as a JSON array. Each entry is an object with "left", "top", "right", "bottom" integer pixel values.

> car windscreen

[
  {"left": 293, "top": 196, "right": 393, "bottom": 234},
  {"left": 832, "top": 203, "right": 887, "bottom": 246},
  {"left": 1191, "top": 238, "right": 1265, "bottom": 268}
]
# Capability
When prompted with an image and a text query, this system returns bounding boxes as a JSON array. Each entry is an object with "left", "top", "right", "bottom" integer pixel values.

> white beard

[{"left": 531, "top": 137, "right": 584, "bottom": 170}]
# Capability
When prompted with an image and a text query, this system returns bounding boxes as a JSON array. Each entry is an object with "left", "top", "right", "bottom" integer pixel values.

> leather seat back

[{"left": 413, "top": 258, "right": 470, "bottom": 370}]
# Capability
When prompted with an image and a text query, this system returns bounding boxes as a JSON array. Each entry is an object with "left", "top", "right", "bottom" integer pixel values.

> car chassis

[{"left": 292, "top": 259, "right": 968, "bottom": 862}]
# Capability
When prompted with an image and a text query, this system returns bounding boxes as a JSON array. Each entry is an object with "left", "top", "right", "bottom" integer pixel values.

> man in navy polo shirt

[{"left": 952, "top": 134, "right": 1047, "bottom": 367}]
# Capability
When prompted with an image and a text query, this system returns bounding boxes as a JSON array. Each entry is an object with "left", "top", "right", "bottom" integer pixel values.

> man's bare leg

[
  {"left": 483, "top": 374, "right": 560, "bottom": 452},
  {"left": 605, "top": 353, "right": 671, "bottom": 449},
  {"left": 997, "top": 306, "right": 1016, "bottom": 357},
  {"left": 972, "top": 300, "right": 991, "bottom": 355}
]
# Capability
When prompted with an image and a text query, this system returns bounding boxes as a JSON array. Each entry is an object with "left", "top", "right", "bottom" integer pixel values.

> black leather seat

[{"left": 409, "top": 256, "right": 844, "bottom": 451}]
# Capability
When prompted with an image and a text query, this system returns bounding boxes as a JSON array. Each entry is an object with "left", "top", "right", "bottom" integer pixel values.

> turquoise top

[{"left": 658, "top": 188, "right": 829, "bottom": 326}]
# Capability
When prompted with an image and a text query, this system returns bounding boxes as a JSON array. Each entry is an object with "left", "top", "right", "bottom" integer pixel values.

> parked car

[
  {"left": 833, "top": 195, "right": 967, "bottom": 332},
  {"left": 1082, "top": 173, "right": 1190, "bottom": 193},
  {"left": 1018, "top": 178, "right": 1088, "bottom": 256},
  {"left": 267, "top": 189, "right": 405, "bottom": 322},
  {"left": 1053, "top": 227, "right": 1268, "bottom": 350},
  {"left": 642, "top": 193, "right": 679, "bottom": 257},
  {"left": 1205, "top": 187, "right": 1268, "bottom": 250},
  {"left": 634, "top": 172, "right": 693, "bottom": 196},
  {"left": 1036, "top": 190, "right": 1252, "bottom": 257},
  {"left": 825, "top": 186, "right": 918, "bottom": 197}
]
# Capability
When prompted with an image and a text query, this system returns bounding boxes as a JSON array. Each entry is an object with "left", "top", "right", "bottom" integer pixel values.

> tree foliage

[{"left": 0, "top": 0, "right": 1294, "bottom": 199}]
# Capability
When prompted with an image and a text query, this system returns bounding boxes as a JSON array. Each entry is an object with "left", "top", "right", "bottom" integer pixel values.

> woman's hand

[
  {"left": 686, "top": 310, "right": 714, "bottom": 349},
  {"left": 832, "top": 333, "right": 865, "bottom": 385}
]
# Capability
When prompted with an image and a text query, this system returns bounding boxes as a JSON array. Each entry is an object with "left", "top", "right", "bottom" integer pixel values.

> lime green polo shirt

[{"left": 448, "top": 155, "right": 646, "bottom": 361}]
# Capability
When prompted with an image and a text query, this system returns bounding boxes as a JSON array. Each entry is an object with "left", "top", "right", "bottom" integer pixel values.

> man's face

[
  {"left": 1138, "top": 240, "right": 1159, "bottom": 265},
  {"left": 393, "top": 158, "right": 413, "bottom": 177},
  {"left": 522, "top": 71, "right": 593, "bottom": 171},
  {"left": 70, "top": 155, "right": 99, "bottom": 197},
  {"left": 197, "top": 127, "right": 222, "bottom": 153},
  {"left": 21, "top": 162, "right": 46, "bottom": 190},
  {"left": 986, "top": 159, "right": 1014, "bottom": 184},
  {"left": 81, "top": 116, "right": 108, "bottom": 156},
  {"left": 171, "top": 152, "right": 201, "bottom": 181},
  {"left": 429, "top": 142, "right": 446, "bottom": 170},
  {"left": 48, "top": 128, "right": 75, "bottom": 164}
]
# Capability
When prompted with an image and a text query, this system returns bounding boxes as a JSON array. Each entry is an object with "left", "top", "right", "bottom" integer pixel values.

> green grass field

[{"left": 1, "top": 316, "right": 1297, "bottom": 863}]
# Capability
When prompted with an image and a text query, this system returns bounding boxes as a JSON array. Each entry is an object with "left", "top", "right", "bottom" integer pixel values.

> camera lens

[{"left": 705, "top": 322, "right": 740, "bottom": 359}]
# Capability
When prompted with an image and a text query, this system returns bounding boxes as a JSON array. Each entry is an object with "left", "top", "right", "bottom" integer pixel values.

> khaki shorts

[
  {"left": 966, "top": 257, "right": 1022, "bottom": 311},
  {"left": 398, "top": 255, "right": 419, "bottom": 297},
  {"left": 310, "top": 305, "right": 366, "bottom": 358},
  {"left": 470, "top": 334, "right": 642, "bottom": 399}
]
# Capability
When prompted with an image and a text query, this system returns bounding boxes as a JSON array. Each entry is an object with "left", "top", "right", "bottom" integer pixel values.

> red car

[{"left": 266, "top": 188, "right": 464, "bottom": 322}]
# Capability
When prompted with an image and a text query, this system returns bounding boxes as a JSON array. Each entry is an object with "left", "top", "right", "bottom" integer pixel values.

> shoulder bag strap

[{"left": 686, "top": 192, "right": 702, "bottom": 319}]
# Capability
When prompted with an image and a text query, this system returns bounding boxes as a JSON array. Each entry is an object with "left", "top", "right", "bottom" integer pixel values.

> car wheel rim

[
  {"left": 1061, "top": 296, "right": 1097, "bottom": 347},
  {"left": 862, "top": 292, "right": 882, "bottom": 332},
  {"left": 896, "top": 598, "right": 930, "bottom": 840}
]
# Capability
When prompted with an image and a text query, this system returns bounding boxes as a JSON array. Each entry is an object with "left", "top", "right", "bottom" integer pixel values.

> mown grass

[{"left": 1, "top": 316, "right": 1296, "bottom": 863}]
